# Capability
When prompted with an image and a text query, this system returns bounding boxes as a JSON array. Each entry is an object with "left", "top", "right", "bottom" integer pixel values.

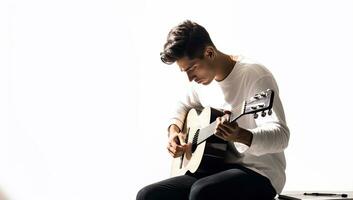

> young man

[{"left": 137, "top": 20, "right": 290, "bottom": 200}]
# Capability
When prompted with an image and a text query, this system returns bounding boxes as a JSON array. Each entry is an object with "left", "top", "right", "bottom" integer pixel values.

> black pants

[{"left": 136, "top": 164, "right": 276, "bottom": 200}]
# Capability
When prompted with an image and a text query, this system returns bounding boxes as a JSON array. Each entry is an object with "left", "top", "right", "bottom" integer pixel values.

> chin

[{"left": 202, "top": 80, "right": 212, "bottom": 85}]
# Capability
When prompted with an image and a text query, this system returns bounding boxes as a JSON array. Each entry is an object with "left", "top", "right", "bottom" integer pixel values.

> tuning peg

[
  {"left": 254, "top": 94, "right": 260, "bottom": 99},
  {"left": 253, "top": 113, "right": 258, "bottom": 119},
  {"left": 261, "top": 111, "right": 266, "bottom": 117},
  {"left": 260, "top": 92, "right": 267, "bottom": 97},
  {"left": 268, "top": 109, "right": 272, "bottom": 115}
]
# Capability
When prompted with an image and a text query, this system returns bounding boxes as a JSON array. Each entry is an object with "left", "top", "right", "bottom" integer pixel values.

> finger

[
  {"left": 168, "top": 136, "right": 176, "bottom": 143},
  {"left": 220, "top": 115, "right": 227, "bottom": 123},
  {"left": 183, "top": 143, "right": 193, "bottom": 151},
  {"left": 224, "top": 120, "right": 237, "bottom": 126},
  {"left": 219, "top": 112, "right": 230, "bottom": 123},
  {"left": 215, "top": 129, "right": 227, "bottom": 139},
  {"left": 216, "top": 117, "right": 221, "bottom": 126},
  {"left": 170, "top": 136, "right": 181, "bottom": 146},
  {"left": 167, "top": 142, "right": 180, "bottom": 152},
  {"left": 167, "top": 145, "right": 175, "bottom": 153},
  {"left": 217, "top": 124, "right": 233, "bottom": 135},
  {"left": 169, "top": 140, "right": 177, "bottom": 147},
  {"left": 167, "top": 146, "right": 175, "bottom": 156},
  {"left": 184, "top": 143, "right": 192, "bottom": 159},
  {"left": 176, "top": 144, "right": 186, "bottom": 152},
  {"left": 223, "top": 113, "right": 231, "bottom": 123},
  {"left": 168, "top": 146, "right": 183, "bottom": 157},
  {"left": 178, "top": 134, "right": 186, "bottom": 145},
  {"left": 215, "top": 132, "right": 227, "bottom": 141},
  {"left": 175, "top": 147, "right": 185, "bottom": 157},
  {"left": 216, "top": 117, "right": 227, "bottom": 130},
  {"left": 169, "top": 143, "right": 184, "bottom": 153},
  {"left": 214, "top": 130, "right": 222, "bottom": 139},
  {"left": 220, "top": 122, "right": 238, "bottom": 132},
  {"left": 223, "top": 110, "right": 232, "bottom": 122},
  {"left": 168, "top": 148, "right": 180, "bottom": 158}
]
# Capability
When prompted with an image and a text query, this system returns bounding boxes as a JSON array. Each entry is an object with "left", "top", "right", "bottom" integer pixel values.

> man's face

[{"left": 176, "top": 56, "right": 216, "bottom": 85}]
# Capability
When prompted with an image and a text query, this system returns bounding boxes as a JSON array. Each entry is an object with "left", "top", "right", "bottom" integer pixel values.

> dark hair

[{"left": 160, "top": 20, "right": 215, "bottom": 65}]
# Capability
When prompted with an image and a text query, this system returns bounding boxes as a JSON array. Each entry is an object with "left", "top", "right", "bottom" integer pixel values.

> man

[{"left": 137, "top": 20, "right": 290, "bottom": 200}]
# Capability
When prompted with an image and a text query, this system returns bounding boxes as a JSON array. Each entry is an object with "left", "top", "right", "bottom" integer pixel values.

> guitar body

[{"left": 170, "top": 107, "right": 228, "bottom": 177}]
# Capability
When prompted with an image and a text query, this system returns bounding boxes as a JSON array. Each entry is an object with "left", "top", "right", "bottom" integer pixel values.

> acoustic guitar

[{"left": 170, "top": 89, "right": 275, "bottom": 176}]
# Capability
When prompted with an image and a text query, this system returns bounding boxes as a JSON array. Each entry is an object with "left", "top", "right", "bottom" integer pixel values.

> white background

[{"left": 1, "top": 0, "right": 353, "bottom": 199}]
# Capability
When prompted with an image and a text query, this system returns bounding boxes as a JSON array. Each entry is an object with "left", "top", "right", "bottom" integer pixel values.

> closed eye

[{"left": 183, "top": 65, "right": 197, "bottom": 72}]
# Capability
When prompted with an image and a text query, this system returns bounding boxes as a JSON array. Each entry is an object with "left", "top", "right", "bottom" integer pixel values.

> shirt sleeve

[
  {"left": 168, "top": 84, "right": 203, "bottom": 132},
  {"left": 242, "top": 74, "right": 290, "bottom": 156}
]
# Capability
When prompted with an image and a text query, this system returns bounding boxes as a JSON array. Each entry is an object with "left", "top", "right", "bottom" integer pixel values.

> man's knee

[
  {"left": 136, "top": 185, "right": 155, "bottom": 200},
  {"left": 189, "top": 180, "right": 210, "bottom": 200}
]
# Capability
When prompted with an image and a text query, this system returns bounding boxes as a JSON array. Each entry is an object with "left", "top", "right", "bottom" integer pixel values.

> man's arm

[
  {"left": 167, "top": 84, "right": 203, "bottom": 137},
  {"left": 166, "top": 85, "right": 202, "bottom": 157},
  {"left": 167, "top": 123, "right": 191, "bottom": 158},
  {"left": 167, "top": 124, "right": 180, "bottom": 137},
  {"left": 245, "top": 75, "right": 290, "bottom": 156}
]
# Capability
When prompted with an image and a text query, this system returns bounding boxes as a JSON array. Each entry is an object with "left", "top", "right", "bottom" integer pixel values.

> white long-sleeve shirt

[{"left": 169, "top": 55, "right": 290, "bottom": 194}]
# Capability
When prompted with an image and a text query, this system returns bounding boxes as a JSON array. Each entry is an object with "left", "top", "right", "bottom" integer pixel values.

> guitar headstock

[{"left": 243, "top": 89, "right": 274, "bottom": 119}]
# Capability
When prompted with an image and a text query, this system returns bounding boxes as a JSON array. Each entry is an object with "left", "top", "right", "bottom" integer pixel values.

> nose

[{"left": 186, "top": 71, "right": 195, "bottom": 82}]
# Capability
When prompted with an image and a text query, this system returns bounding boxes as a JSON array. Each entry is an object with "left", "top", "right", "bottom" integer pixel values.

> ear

[{"left": 204, "top": 46, "right": 216, "bottom": 59}]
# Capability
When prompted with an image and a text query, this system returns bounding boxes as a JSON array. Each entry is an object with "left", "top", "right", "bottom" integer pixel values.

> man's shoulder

[{"left": 236, "top": 55, "right": 272, "bottom": 77}]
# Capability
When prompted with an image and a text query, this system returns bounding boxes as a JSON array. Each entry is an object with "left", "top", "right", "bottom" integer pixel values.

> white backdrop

[{"left": 1, "top": 0, "right": 353, "bottom": 199}]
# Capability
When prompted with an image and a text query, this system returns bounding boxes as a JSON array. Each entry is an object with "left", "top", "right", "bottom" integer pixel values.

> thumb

[
  {"left": 223, "top": 110, "right": 232, "bottom": 122},
  {"left": 178, "top": 134, "right": 186, "bottom": 145},
  {"left": 223, "top": 110, "right": 237, "bottom": 126}
]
